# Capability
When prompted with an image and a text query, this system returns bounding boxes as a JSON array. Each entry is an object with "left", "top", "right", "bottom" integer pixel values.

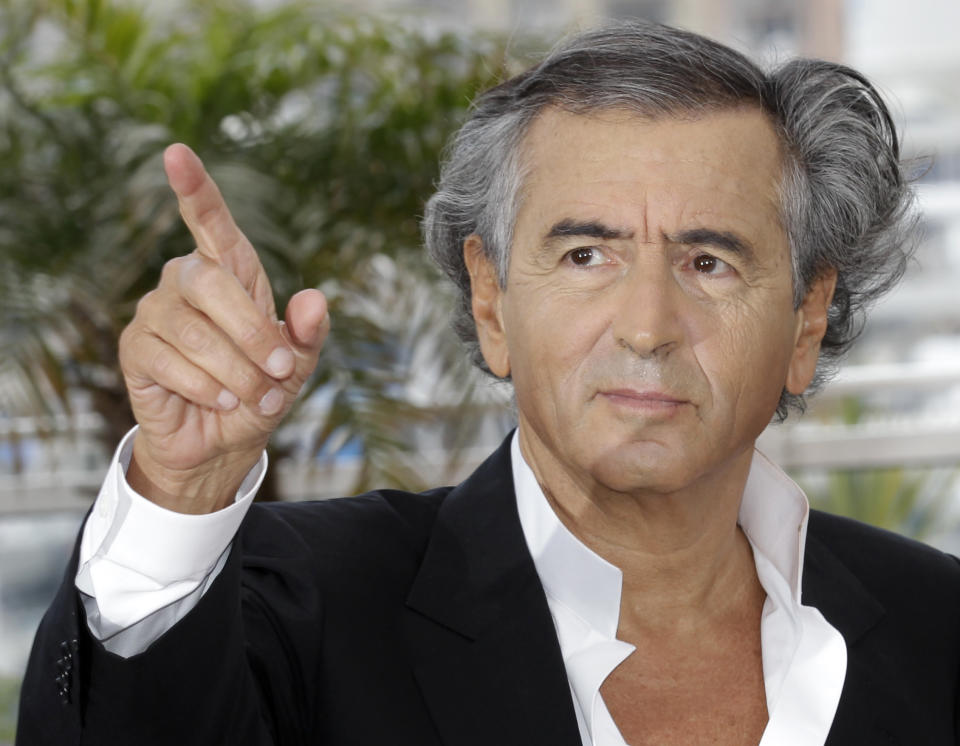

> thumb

[
  {"left": 286, "top": 289, "right": 328, "bottom": 348},
  {"left": 280, "top": 289, "right": 329, "bottom": 386}
]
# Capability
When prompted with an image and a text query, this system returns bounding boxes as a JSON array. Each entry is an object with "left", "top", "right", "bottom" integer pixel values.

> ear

[
  {"left": 463, "top": 235, "right": 510, "bottom": 378},
  {"left": 785, "top": 268, "right": 838, "bottom": 395}
]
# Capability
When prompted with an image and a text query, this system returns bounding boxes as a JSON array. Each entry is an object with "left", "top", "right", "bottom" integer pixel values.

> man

[{"left": 17, "top": 20, "right": 960, "bottom": 746}]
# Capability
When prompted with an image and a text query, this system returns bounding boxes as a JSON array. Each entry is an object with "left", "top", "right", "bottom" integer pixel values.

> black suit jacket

[{"left": 17, "top": 434, "right": 960, "bottom": 745}]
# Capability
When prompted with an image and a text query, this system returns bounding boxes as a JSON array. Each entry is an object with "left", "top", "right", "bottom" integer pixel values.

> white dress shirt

[
  {"left": 77, "top": 428, "right": 847, "bottom": 744},
  {"left": 511, "top": 435, "right": 847, "bottom": 746}
]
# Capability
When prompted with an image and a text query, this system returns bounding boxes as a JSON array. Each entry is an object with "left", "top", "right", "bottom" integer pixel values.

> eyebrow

[
  {"left": 544, "top": 219, "right": 634, "bottom": 241},
  {"left": 540, "top": 220, "right": 757, "bottom": 263},
  {"left": 668, "top": 228, "right": 756, "bottom": 262}
]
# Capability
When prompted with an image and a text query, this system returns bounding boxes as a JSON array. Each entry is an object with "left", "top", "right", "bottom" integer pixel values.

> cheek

[
  {"left": 504, "top": 285, "right": 611, "bottom": 393},
  {"left": 690, "top": 301, "right": 797, "bottom": 405}
]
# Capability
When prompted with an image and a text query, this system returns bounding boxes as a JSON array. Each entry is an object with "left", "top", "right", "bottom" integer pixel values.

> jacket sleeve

[{"left": 17, "top": 507, "right": 326, "bottom": 746}]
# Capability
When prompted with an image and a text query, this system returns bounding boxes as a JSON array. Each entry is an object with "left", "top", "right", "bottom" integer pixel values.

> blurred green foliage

[
  {"left": 0, "top": 676, "right": 18, "bottom": 743},
  {"left": 799, "top": 464, "right": 956, "bottom": 541},
  {"left": 0, "top": 0, "right": 527, "bottom": 495}
]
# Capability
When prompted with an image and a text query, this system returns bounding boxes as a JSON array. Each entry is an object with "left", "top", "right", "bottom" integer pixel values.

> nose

[{"left": 611, "top": 258, "right": 685, "bottom": 358}]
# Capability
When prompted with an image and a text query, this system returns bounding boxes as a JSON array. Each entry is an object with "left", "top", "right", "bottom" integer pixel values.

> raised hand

[{"left": 119, "top": 144, "right": 329, "bottom": 513}]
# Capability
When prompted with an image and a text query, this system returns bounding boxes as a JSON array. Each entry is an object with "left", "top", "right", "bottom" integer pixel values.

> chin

[{"left": 588, "top": 444, "right": 692, "bottom": 495}]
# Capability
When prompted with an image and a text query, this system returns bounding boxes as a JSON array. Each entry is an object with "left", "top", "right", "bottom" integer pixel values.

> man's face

[{"left": 467, "top": 107, "right": 833, "bottom": 497}]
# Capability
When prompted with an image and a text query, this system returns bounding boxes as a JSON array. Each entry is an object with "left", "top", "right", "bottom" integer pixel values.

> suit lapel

[
  {"left": 404, "top": 435, "right": 582, "bottom": 746},
  {"left": 802, "top": 521, "right": 903, "bottom": 746},
  {"left": 802, "top": 525, "right": 885, "bottom": 646}
]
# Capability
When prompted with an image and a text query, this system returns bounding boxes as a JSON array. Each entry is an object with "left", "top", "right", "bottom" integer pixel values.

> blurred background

[{"left": 1, "top": 0, "right": 958, "bottom": 739}]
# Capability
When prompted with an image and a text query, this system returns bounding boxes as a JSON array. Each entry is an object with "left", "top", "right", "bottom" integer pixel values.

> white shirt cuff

[{"left": 76, "top": 427, "right": 266, "bottom": 650}]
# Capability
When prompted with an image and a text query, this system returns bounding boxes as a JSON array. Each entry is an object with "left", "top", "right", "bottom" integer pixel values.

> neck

[{"left": 517, "top": 426, "right": 763, "bottom": 634}]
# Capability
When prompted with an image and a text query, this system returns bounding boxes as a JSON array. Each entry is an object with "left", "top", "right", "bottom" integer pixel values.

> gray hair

[{"left": 423, "top": 20, "right": 918, "bottom": 420}]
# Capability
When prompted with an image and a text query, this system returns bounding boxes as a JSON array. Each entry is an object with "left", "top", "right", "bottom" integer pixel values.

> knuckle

[
  {"left": 192, "top": 261, "right": 219, "bottom": 292},
  {"left": 151, "top": 347, "right": 174, "bottom": 377},
  {"left": 118, "top": 321, "right": 135, "bottom": 349},
  {"left": 193, "top": 201, "right": 222, "bottom": 229},
  {"left": 134, "top": 289, "right": 158, "bottom": 319},
  {"left": 117, "top": 325, "right": 139, "bottom": 369},
  {"left": 183, "top": 371, "right": 214, "bottom": 403},
  {"left": 231, "top": 364, "right": 263, "bottom": 400},
  {"left": 179, "top": 318, "right": 210, "bottom": 353},
  {"left": 167, "top": 253, "right": 218, "bottom": 298},
  {"left": 160, "top": 255, "right": 187, "bottom": 284},
  {"left": 237, "top": 319, "right": 270, "bottom": 349}
]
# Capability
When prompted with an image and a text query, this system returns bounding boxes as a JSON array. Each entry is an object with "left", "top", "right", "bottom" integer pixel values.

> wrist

[{"left": 128, "top": 436, "right": 263, "bottom": 514}]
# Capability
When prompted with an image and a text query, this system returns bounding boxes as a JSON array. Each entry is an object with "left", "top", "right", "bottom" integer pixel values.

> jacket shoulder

[
  {"left": 808, "top": 508, "right": 960, "bottom": 578},
  {"left": 806, "top": 508, "right": 960, "bottom": 620}
]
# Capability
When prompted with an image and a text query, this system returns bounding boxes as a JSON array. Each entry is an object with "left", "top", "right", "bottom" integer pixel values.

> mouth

[{"left": 597, "top": 388, "right": 689, "bottom": 412}]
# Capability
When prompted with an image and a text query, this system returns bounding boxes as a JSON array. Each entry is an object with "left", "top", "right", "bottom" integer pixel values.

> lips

[
  {"left": 599, "top": 388, "right": 687, "bottom": 405},
  {"left": 596, "top": 388, "right": 690, "bottom": 419}
]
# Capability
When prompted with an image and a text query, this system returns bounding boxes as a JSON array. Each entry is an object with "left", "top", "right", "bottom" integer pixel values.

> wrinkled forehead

[
  {"left": 511, "top": 105, "right": 788, "bottom": 238},
  {"left": 518, "top": 102, "right": 786, "bottom": 175}
]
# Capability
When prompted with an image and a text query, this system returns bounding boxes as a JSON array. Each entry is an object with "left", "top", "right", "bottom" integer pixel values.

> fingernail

[
  {"left": 266, "top": 347, "right": 294, "bottom": 378},
  {"left": 259, "top": 388, "right": 284, "bottom": 416},
  {"left": 217, "top": 389, "right": 239, "bottom": 411}
]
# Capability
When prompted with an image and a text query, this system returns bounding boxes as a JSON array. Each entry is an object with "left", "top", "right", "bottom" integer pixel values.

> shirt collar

[
  {"left": 739, "top": 448, "right": 810, "bottom": 605},
  {"left": 512, "top": 432, "right": 812, "bottom": 628},
  {"left": 511, "top": 434, "right": 624, "bottom": 639},
  {"left": 510, "top": 432, "right": 810, "bottom": 616}
]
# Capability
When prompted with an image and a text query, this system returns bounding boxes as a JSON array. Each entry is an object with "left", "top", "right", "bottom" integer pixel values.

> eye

[
  {"left": 691, "top": 253, "right": 732, "bottom": 275},
  {"left": 564, "top": 247, "right": 607, "bottom": 267}
]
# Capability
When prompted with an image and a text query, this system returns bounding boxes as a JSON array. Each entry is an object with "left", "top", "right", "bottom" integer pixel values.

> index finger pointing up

[
  {"left": 163, "top": 143, "right": 253, "bottom": 272},
  {"left": 163, "top": 144, "right": 278, "bottom": 321}
]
